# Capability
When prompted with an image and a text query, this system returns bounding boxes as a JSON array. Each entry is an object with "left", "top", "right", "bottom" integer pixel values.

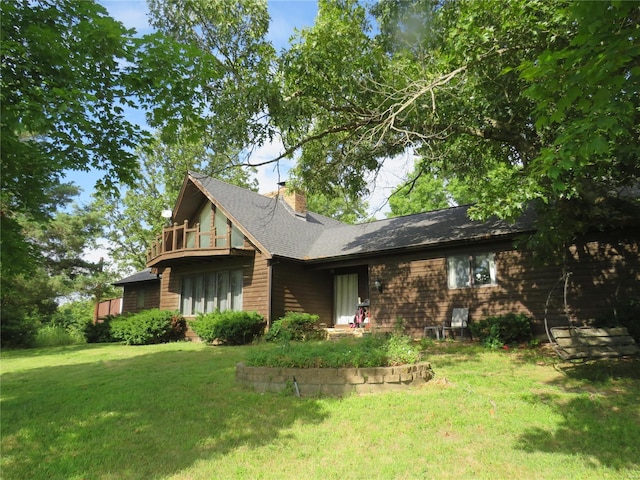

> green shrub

[
  {"left": 246, "top": 333, "right": 423, "bottom": 368},
  {"left": 265, "top": 312, "right": 326, "bottom": 342},
  {"left": 383, "top": 332, "right": 422, "bottom": 366},
  {"left": 469, "top": 313, "right": 533, "bottom": 349},
  {"left": 191, "top": 311, "right": 264, "bottom": 345},
  {"left": 0, "top": 313, "right": 38, "bottom": 349},
  {"left": 34, "top": 324, "right": 84, "bottom": 348},
  {"left": 85, "top": 316, "right": 116, "bottom": 343},
  {"left": 110, "top": 310, "right": 185, "bottom": 345},
  {"left": 189, "top": 313, "right": 217, "bottom": 343},
  {"left": 51, "top": 300, "right": 94, "bottom": 341}
]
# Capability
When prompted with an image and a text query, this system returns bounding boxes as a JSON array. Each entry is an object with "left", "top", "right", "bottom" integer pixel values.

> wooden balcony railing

[{"left": 146, "top": 220, "right": 236, "bottom": 265}]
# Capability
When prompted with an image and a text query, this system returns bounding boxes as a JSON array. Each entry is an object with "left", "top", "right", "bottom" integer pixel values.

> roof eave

[{"left": 301, "top": 229, "right": 536, "bottom": 265}]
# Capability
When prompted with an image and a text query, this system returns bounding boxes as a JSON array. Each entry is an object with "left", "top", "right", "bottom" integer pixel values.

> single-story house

[{"left": 117, "top": 171, "right": 639, "bottom": 339}]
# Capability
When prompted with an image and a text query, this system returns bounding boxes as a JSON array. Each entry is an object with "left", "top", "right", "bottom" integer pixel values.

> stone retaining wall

[{"left": 235, "top": 362, "right": 434, "bottom": 397}]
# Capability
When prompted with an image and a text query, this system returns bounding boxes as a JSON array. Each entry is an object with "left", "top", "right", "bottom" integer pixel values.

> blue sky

[{"left": 101, "top": 0, "right": 319, "bottom": 48}]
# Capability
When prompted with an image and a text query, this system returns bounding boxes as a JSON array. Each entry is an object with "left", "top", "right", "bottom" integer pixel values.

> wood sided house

[
  {"left": 113, "top": 172, "right": 640, "bottom": 340},
  {"left": 112, "top": 268, "right": 160, "bottom": 314}
]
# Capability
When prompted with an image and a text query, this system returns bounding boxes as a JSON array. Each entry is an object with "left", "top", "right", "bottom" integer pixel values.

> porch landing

[{"left": 324, "top": 327, "right": 370, "bottom": 341}]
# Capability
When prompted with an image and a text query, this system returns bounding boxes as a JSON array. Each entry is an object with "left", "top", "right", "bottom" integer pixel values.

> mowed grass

[{"left": 1, "top": 341, "right": 639, "bottom": 479}]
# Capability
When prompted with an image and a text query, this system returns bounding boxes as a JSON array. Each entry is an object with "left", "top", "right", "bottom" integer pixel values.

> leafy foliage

[
  {"left": 171, "top": 0, "right": 638, "bottom": 255},
  {"left": 0, "top": 0, "right": 205, "bottom": 341},
  {"left": 469, "top": 313, "right": 533, "bottom": 349},
  {"left": 50, "top": 299, "right": 95, "bottom": 340},
  {"left": 146, "top": 0, "right": 277, "bottom": 154},
  {"left": 0, "top": 0, "right": 234, "bottom": 304},
  {"left": 85, "top": 316, "right": 116, "bottom": 344},
  {"left": 1, "top": 0, "right": 142, "bottom": 208},
  {"left": 110, "top": 310, "right": 186, "bottom": 345},
  {"left": 190, "top": 311, "right": 264, "bottom": 345},
  {"left": 34, "top": 325, "right": 85, "bottom": 348},
  {"left": 265, "top": 312, "right": 326, "bottom": 342},
  {"left": 0, "top": 312, "right": 39, "bottom": 349},
  {"left": 304, "top": 190, "right": 368, "bottom": 224},
  {"left": 0, "top": 185, "right": 119, "bottom": 348},
  {"left": 247, "top": 332, "right": 423, "bottom": 368}
]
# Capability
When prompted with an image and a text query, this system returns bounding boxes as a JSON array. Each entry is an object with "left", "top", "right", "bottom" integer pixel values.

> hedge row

[
  {"left": 110, "top": 309, "right": 186, "bottom": 345},
  {"left": 190, "top": 311, "right": 265, "bottom": 345}
]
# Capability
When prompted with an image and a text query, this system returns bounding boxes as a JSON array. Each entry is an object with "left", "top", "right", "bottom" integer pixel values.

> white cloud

[
  {"left": 365, "top": 150, "right": 415, "bottom": 219},
  {"left": 247, "top": 139, "right": 296, "bottom": 193},
  {"left": 248, "top": 139, "right": 414, "bottom": 219}
]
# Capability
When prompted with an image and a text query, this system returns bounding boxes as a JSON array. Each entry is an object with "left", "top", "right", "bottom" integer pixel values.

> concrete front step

[{"left": 325, "top": 327, "right": 369, "bottom": 340}]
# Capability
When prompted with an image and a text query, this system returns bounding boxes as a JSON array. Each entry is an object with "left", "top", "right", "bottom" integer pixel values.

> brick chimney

[{"left": 265, "top": 182, "right": 307, "bottom": 219}]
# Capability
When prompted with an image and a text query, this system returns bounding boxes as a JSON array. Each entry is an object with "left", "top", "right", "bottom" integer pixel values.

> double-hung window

[
  {"left": 180, "top": 270, "right": 243, "bottom": 316},
  {"left": 447, "top": 253, "right": 497, "bottom": 289}
]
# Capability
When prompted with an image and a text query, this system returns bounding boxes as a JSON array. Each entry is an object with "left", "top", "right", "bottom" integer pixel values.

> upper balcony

[{"left": 146, "top": 220, "right": 251, "bottom": 268}]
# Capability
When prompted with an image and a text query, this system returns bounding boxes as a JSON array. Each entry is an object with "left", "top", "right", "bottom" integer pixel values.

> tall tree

[
  {"left": 146, "top": 0, "right": 278, "bottom": 154},
  {"left": 145, "top": 0, "right": 371, "bottom": 224},
  {"left": 0, "top": 0, "right": 225, "bottom": 281},
  {"left": 1, "top": 186, "right": 112, "bottom": 347},
  {"left": 1, "top": 0, "right": 251, "bottom": 342},
  {"left": 272, "top": 0, "right": 640, "bottom": 252}
]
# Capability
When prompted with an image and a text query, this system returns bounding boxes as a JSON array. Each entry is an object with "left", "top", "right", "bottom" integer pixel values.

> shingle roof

[
  {"left": 190, "top": 173, "right": 537, "bottom": 262},
  {"left": 191, "top": 173, "right": 343, "bottom": 259},
  {"left": 112, "top": 268, "right": 159, "bottom": 286},
  {"left": 306, "top": 205, "right": 537, "bottom": 260}
]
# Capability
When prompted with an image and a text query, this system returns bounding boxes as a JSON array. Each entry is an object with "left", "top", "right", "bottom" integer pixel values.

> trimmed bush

[
  {"left": 265, "top": 312, "right": 326, "bottom": 342},
  {"left": 469, "top": 313, "right": 533, "bottom": 349},
  {"left": 111, "top": 310, "right": 185, "bottom": 345},
  {"left": 191, "top": 311, "right": 264, "bottom": 345}
]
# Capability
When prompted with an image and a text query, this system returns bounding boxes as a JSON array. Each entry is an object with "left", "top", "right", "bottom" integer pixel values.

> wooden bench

[{"left": 550, "top": 326, "right": 639, "bottom": 360}]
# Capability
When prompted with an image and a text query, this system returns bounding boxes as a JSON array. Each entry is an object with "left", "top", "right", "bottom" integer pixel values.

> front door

[{"left": 334, "top": 273, "right": 358, "bottom": 326}]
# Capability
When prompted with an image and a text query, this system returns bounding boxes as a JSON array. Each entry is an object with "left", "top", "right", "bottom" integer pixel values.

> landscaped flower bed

[
  {"left": 246, "top": 332, "right": 425, "bottom": 368},
  {"left": 237, "top": 333, "right": 434, "bottom": 396}
]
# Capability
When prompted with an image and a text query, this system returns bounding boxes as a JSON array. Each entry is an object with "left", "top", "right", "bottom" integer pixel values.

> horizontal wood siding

[
  {"left": 271, "top": 261, "right": 333, "bottom": 325},
  {"left": 242, "top": 253, "right": 270, "bottom": 322},
  {"left": 121, "top": 283, "right": 160, "bottom": 315},
  {"left": 159, "top": 267, "right": 180, "bottom": 312},
  {"left": 369, "top": 233, "right": 640, "bottom": 338},
  {"left": 156, "top": 254, "right": 270, "bottom": 322},
  {"left": 562, "top": 232, "right": 640, "bottom": 325}
]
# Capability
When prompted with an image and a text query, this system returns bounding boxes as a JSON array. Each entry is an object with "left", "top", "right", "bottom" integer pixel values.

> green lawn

[{"left": 1, "top": 341, "right": 639, "bottom": 479}]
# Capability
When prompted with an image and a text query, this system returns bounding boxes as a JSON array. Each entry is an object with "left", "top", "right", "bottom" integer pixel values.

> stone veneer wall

[{"left": 235, "top": 362, "right": 434, "bottom": 397}]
